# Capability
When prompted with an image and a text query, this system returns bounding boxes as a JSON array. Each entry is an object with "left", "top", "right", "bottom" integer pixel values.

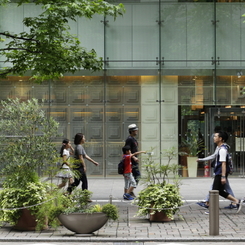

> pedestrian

[
  {"left": 122, "top": 145, "right": 146, "bottom": 200},
  {"left": 125, "top": 124, "right": 141, "bottom": 196},
  {"left": 198, "top": 131, "right": 242, "bottom": 214},
  {"left": 67, "top": 133, "right": 99, "bottom": 195},
  {"left": 197, "top": 140, "right": 236, "bottom": 209},
  {"left": 56, "top": 139, "right": 74, "bottom": 189}
]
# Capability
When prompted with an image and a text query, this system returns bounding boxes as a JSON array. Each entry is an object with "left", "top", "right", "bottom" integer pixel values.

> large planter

[
  {"left": 58, "top": 212, "right": 108, "bottom": 234},
  {"left": 149, "top": 210, "right": 172, "bottom": 222},
  {"left": 14, "top": 208, "right": 48, "bottom": 231},
  {"left": 187, "top": 156, "right": 198, "bottom": 177}
]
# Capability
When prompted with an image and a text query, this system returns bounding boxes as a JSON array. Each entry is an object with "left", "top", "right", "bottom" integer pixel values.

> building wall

[{"left": 1, "top": 1, "right": 245, "bottom": 177}]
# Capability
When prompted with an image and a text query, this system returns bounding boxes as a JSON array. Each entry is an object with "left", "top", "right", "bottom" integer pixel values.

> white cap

[{"left": 128, "top": 124, "right": 138, "bottom": 131}]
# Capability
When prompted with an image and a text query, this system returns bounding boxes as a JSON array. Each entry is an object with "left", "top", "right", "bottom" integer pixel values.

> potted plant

[
  {"left": 0, "top": 98, "right": 60, "bottom": 230},
  {"left": 133, "top": 147, "right": 183, "bottom": 221},
  {"left": 53, "top": 189, "right": 119, "bottom": 234},
  {"left": 181, "top": 132, "right": 204, "bottom": 177}
]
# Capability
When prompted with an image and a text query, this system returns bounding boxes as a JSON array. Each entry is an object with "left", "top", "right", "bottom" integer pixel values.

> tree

[{"left": 0, "top": 0, "right": 124, "bottom": 82}]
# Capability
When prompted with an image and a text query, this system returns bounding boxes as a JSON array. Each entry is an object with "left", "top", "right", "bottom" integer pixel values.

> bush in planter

[
  {"left": 0, "top": 98, "right": 60, "bottom": 230},
  {"left": 0, "top": 180, "right": 64, "bottom": 230},
  {"left": 133, "top": 147, "right": 183, "bottom": 220},
  {"left": 52, "top": 189, "right": 119, "bottom": 234},
  {"left": 54, "top": 189, "right": 119, "bottom": 221}
]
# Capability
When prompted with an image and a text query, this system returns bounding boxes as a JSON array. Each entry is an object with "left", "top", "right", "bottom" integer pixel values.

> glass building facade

[{"left": 1, "top": 0, "right": 245, "bottom": 177}]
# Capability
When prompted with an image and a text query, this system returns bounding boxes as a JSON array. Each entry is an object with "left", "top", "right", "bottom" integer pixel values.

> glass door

[{"left": 208, "top": 107, "right": 245, "bottom": 177}]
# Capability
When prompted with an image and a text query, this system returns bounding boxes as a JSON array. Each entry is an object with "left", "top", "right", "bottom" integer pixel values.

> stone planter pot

[{"left": 58, "top": 212, "right": 108, "bottom": 234}]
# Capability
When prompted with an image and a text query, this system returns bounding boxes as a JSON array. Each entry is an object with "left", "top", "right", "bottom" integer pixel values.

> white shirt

[{"left": 62, "top": 148, "right": 70, "bottom": 169}]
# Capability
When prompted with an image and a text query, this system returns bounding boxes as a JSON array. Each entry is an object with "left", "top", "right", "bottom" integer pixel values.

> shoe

[
  {"left": 224, "top": 204, "right": 237, "bottom": 209},
  {"left": 236, "top": 199, "right": 243, "bottom": 213},
  {"left": 196, "top": 202, "right": 209, "bottom": 209},
  {"left": 123, "top": 193, "right": 134, "bottom": 200},
  {"left": 204, "top": 211, "right": 209, "bottom": 215}
]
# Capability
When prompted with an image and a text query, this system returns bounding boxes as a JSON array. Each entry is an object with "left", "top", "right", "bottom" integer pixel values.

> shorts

[{"left": 124, "top": 173, "right": 136, "bottom": 190}]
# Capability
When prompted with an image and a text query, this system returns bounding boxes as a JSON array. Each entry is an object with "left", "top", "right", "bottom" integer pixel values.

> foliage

[
  {"left": 55, "top": 189, "right": 119, "bottom": 221},
  {"left": 133, "top": 147, "right": 183, "bottom": 220},
  {"left": 142, "top": 147, "right": 180, "bottom": 186},
  {"left": 101, "top": 203, "right": 119, "bottom": 221},
  {"left": 0, "top": 0, "right": 125, "bottom": 82},
  {"left": 0, "top": 98, "right": 59, "bottom": 185},
  {"left": 0, "top": 181, "right": 59, "bottom": 229},
  {"left": 181, "top": 132, "right": 204, "bottom": 157},
  {"left": 0, "top": 98, "right": 60, "bottom": 229},
  {"left": 135, "top": 183, "right": 183, "bottom": 220}
]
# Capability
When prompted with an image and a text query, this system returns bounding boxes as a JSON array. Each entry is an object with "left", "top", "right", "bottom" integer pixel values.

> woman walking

[
  {"left": 67, "top": 133, "right": 99, "bottom": 194},
  {"left": 56, "top": 139, "right": 74, "bottom": 189}
]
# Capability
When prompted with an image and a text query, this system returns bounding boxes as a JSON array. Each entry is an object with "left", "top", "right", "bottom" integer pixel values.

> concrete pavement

[{"left": 1, "top": 177, "right": 245, "bottom": 243}]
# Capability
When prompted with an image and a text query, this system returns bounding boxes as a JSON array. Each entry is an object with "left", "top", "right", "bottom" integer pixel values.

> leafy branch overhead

[{"left": 0, "top": 0, "right": 125, "bottom": 82}]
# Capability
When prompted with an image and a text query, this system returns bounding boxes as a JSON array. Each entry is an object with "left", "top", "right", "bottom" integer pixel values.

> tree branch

[
  {"left": 0, "top": 32, "right": 38, "bottom": 42},
  {"left": 0, "top": 47, "right": 40, "bottom": 54}
]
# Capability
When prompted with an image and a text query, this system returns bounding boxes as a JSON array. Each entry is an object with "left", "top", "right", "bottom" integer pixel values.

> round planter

[{"left": 58, "top": 212, "right": 108, "bottom": 234}]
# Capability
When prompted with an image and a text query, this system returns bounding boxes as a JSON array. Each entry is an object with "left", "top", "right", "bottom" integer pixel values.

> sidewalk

[{"left": 1, "top": 177, "right": 245, "bottom": 243}]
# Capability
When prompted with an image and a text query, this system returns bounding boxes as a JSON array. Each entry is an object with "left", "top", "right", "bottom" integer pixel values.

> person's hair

[
  {"left": 74, "top": 133, "right": 84, "bottom": 145},
  {"left": 214, "top": 126, "right": 221, "bottom": 133},
  {"left": 122, "top": 145, "right": 131, "bottom": 154},
  {"left": 60, "top": 139, "right": 69, "bottom": 157},
  {"left": 217, "top": 131, "right": 228, "bottom": 142}
]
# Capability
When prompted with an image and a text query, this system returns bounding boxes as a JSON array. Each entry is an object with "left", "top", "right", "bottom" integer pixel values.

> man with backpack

[{"left": 197, "top": 131, "right": 242, "bottom": 214}]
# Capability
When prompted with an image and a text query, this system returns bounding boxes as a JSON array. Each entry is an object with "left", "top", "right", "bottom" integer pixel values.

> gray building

[{"left": 1, "top": 0, "right": 245, "bottom": 178}]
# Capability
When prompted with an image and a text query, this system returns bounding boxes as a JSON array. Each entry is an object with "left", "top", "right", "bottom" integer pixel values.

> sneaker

[
  {"left": 123, "top": 193, "right": 134, "bottom": 200},
  {"left": 204, "top": 211, "right": 209, "bottom": 215},
  {"left": 236, "top": 199, "right": 243, "bottom": 213},
  {"left": 224, "top": 204, "right": 237, "bottom": 209},
  {"left": 196, "top": 202, "right": 209, "bottom": 209}
]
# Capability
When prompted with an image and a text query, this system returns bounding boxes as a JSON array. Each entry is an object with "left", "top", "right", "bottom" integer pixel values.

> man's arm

[{"left": 131, "top": 151, "right": 146, "bottom": 157}]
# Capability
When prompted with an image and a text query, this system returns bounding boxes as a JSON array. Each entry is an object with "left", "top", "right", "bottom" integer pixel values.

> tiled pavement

[{"left": 0, "top": 178, "right": 245, "bottom": 243}]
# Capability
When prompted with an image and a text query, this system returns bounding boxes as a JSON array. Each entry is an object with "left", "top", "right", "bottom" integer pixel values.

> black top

[{"left": 125, "top": 135, "right": 138, "bottom": 166}]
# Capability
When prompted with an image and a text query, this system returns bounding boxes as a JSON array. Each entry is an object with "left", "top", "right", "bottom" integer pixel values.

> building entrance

[{"left": 208, "top": 107, "right": 245, "bottom": 177}]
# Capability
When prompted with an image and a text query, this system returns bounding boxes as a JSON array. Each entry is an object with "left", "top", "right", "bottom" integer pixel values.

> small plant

[
  {"left": 181, "top": 132, "right": 204, "bottom": 157},
  {"left": 135, "top": 183, "right": 183, "bottom": 219},
  {"left": 143, "top": 147, "right": 180, "bottom": 186},
  {"left": 101, "top": 204, "right": 119, "bottom": 221},
  {"left": 133, "top": 147, "right": 183, "bottom": 220},
  {"left": 55, "top": 189, "right": 119, "bottom": 221}
]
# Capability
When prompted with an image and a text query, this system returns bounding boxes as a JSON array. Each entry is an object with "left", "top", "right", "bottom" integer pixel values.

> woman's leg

[
  {"left": 81, "top": 172, "right": 88, "bottom": 190},
  {"left": 67, "top": 177, "right": 80, "bottom": 193}
]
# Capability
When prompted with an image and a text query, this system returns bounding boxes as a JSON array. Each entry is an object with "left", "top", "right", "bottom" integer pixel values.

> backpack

[
  {"left": 118, "top": 157, "right": 125, "bottom": 174},
  {"left": 220, "top": 145, "right": 234, "bottom": 175}
]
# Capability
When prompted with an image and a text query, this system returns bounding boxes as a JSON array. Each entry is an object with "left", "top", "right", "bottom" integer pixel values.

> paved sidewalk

[{"left": 0, "top": 177, "right": 245, "bottom": 243}]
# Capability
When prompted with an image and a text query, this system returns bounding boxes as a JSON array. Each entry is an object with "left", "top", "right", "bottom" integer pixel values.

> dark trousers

[
  {"left": 67, "top": 167, "right": 88, "bottom": 193},
  {"left": 212, "top": 175, "right": 229, "bottom": 199},
  {"left": 132, "top": 165, "right": 141, "bottom": 185}
]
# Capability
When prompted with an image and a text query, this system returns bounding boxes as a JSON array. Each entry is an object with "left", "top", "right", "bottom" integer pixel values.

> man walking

[
  {"left": 125, "top": 124, "right": 141, "bottom": 196},
  {"left": 198, "top": 130, "right": 242, "bottom": 214}
]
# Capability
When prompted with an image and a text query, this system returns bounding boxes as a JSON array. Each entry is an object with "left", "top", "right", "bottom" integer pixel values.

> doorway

[{"left": 208, "top": 107, "right": 245, "bottom": 177}]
